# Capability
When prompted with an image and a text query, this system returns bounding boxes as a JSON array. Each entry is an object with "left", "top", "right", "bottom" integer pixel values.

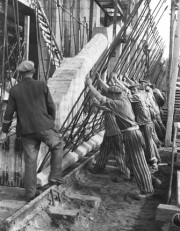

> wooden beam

[
  {"left": 165, "top": 1, "right": 180, "bottom": 146},
  {"left": 23, "top": 15, "right": 30, "bottom": 60},
  {"left": 156, "top": 204, "right": 180, "bottom": 222},
  {"left": 167, "top": 0, "right": 176, "bottom": 101},
  {"left": 113, "top": 0, "right": 118, "bottom": 39},
  {"left": 177, "top": 170, "right": 180, "bottom": 207},
  {"left": 89, "top": 0, "right": 94, "bottom": 41},
  {"left": 18, "top": 0, "right": 32, "bottom": 8},
  {"left": 94, "top": 0, "right": 111, "bottom": 18}
]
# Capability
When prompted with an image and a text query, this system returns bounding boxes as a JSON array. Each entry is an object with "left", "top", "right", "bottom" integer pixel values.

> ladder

[{"left": 34, "top": 0, "right": 63, "bottom": 68}]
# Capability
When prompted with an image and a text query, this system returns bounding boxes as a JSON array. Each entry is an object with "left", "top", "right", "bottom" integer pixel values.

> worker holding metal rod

[{"left": 86, "top": 74, "right": 154, "bottom": 199}]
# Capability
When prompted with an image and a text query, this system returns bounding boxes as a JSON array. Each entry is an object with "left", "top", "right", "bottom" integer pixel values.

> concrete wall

[
  {"left": 48, "top": 33, "right": 108, "bottom": 129},
  {"left": 48, "top": 25, "right": 119, "bottom": 130}
]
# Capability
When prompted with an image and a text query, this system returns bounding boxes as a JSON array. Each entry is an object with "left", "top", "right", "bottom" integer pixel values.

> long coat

[{"left": 2, "top": 77, "right": 55, "bottom": 136}]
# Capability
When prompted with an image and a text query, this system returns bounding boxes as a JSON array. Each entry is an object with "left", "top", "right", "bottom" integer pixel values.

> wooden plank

[
  {"left": 177, "top": 171, "right": 180, "bottom": 207},
  {"left": 23, "top": 15, "right": 30, "bottom": 60},
  {"left": 37, "top": 131, "right": 104, "bottom": 186},
  {"left": 3, "top": 185, "right": 55, "bottom": 231},
  {"left": 165, "top": 1, "right": 180, "bottom": 146},
  {"left": 174, "top": 122, "right": 180, "bottom": 129},
  {"left": 156, "top": 204, "right": 180, "bottom": 222},
  {"left": 18, "top": 0, "right": 32, "bottom": 8}
]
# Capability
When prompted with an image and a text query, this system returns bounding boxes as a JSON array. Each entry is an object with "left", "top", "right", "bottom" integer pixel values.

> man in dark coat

[{"left": 0, "top": 61, "right": 64, "bottom": 202}]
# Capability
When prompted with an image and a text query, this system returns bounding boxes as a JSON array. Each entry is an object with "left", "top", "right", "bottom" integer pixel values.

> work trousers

[
  {"left": 140, "top": 123, "right": 161, "bottom": 164},
  {"left": 123, "top": 129, "right": 154, "bottom": 194},
  {"left": 94, "top": 134, "right": 130, "bottom": 178},
  {"left": 21, "top": 128, "right": 64, "bottom": 199}
]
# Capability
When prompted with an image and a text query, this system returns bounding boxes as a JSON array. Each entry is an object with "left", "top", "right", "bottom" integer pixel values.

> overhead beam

[
  {"left": 89, "top": 0, "right": 94, "bottom": 40},
  {"left": 113, "top": 0, "right": 118, "bottom": 38},
  {"left": 18, "top": 0, "right": 32, "bottom": 8},
  {"left": 97, "top": 0, "right": 124, "bottom": 17},
  {"left": 94, "top": 0, "right": 111, "bottom": 19}
]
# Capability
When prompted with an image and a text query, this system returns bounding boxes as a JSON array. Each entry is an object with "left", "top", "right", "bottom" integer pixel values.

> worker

[
  {"left": 88, "top": 88, "right": 130, "bottom": 180},
  {"left": 86, "top": 76, "right": 154, "bottom": 198},
  {"left": 150, "top": 84, "right": 166, "bottom": 109},
  {"left": 0, "top": 60, "right": 64, "bottom": 202},
  {"left": 139, "top": 80, "right": 163, "bottom": 148},
  {"left": 145, "top": 82, "right": 166, "bottom": 141},
  {"left": 128, "top": 84, "right": 161, "bottom": 171}
]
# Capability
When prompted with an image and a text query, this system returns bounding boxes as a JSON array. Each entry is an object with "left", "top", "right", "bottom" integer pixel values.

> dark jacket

[{"left": 2, "top": 77, "right": 56, "bottom": 135}]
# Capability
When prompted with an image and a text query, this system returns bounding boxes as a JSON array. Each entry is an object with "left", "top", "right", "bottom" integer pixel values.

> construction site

[{"left": 0, "top": 0, "right": 180, "bottom": 230}]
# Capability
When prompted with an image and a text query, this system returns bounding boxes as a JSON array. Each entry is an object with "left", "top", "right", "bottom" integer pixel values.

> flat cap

[
  {"left": 16, "top": 61, "right": 35, "bottom": 73},
  {"left": 108, "top": 85, "right": 122, "bottom": 94},
  {"left": 139, "top": 79, "right": 151, "bottom": 85},
  {"left": 128, "top": 84, "right": 139, "bottom": 89}
]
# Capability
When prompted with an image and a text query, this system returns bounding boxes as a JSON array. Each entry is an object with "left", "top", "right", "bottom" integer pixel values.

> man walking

[{"left": 0, "top": 61, "right": 64, "bottom": 202}]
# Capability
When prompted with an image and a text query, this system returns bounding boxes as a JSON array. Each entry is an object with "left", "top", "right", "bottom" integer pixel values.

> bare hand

[
  {"left": 110, "top": 72, "right": 117, "bottom": 79},
  {"left": 0, "top": 132, "right": 7, "bottom": 144},
  {"left": 93, "top": 98, "right": 99, "bottom": 105},
  {"left": 124, "top": 72, "right": 128, "bottom": 78},
  {"left": 86, "top": 77, "right": 92, "bottom": 86}
]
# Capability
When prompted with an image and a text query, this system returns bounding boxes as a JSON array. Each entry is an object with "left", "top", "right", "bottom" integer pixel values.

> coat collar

[{"left": 21, "top": 77, "right": 34, "bottom": 81}]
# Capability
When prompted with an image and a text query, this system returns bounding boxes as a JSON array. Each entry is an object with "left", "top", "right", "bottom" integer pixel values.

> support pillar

[
  {"left": 23, "top": 15, "right": 30, "bottom": 60},
  {"left": 165, "top": 1, "right": 180, "bottom": 146}
]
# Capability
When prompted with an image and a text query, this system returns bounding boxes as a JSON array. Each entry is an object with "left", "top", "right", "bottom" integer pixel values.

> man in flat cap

[
  {"left": 88, "top": 75, "right": 130, "bottom": 180},
  {"left": 0, "top": 60, "right": 64, "bottom": 202},
  {"left": 86, "top": 74, "right": 154, "bottom": 199}
]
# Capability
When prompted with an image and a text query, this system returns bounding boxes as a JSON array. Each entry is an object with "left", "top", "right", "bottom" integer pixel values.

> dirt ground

[{"left": 12, "top": 146, "right": 176, "bottom": 231}]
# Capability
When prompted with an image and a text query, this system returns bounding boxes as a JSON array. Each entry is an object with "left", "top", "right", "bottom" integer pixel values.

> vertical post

[
  {"left": 77, "top": 0, "right": 81, "bottom": 51},
  {"left": 165, "top": 1, "right": 180, "bottom": 146},
  {"left": 113, "top": 0, "right": 118, "bottom": 39},
  {"left": 130, "top": 0, "right": 137, "bottom": 76},
  {"left": 89, "top": 0, "right": 94, "bottom": 41},
  {"left": 23, "top": 15, "right": 30, "bottom": 60},
  {"left": 104, "top": 13, "right": 108, "bottom": 27},
  {"left": 167, "top": 0, "right": 175, "bottom": 101},
  {"left": 1, "top": 0, "right": 8, "bottom": 83},
  {"left": 1, "top": 0, "right": 8, "bottom": 112}
]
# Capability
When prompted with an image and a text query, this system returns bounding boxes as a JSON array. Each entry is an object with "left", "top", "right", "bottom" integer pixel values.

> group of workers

[
  {"left": 86, "top": 72, "right": 166, "bottom": 198},
  {"left": 0, "top": 59, "right": 166, "bottom": 201}
]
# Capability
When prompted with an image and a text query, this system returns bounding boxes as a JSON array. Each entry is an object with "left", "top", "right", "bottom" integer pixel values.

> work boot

[
  {"left": 151, "top": 174, "right": 162, "bottom": 188},
  {"left": 87, "top": 167, "right": 106, "bottom": 174},
  {"left": 127, "top": 191, "right": 154, "bottom": 201},
  {"left": 49, "top": 178, "right": 65, "bottom": 186},
  {"left": 26, "top": 190, "right": 42, "bottom": 203},
  {"left": 149, "top": 161, "right": 158, "bottom": 173},
  {"left": 111, "top": 174, "right": 131, "bottom": 183}
]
